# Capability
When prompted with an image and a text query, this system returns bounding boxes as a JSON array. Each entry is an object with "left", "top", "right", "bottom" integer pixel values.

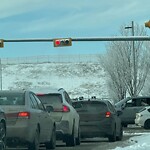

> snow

[
  {"left": 113, "top": 133, "right": 150, "bottom": 150},
  {"left": 1, "top": 62, "right": 150, "bottom": 149}
]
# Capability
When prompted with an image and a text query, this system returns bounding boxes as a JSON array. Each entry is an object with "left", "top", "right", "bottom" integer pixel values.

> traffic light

[
  {"left": 0, "top": 39, "right": 4, "bottom": 48},
  {"left": 53, "top": 38, "right": 72, "bottom": 47},
  {"left": 145, "top": 20, "right": 150, "bottom": 28}
]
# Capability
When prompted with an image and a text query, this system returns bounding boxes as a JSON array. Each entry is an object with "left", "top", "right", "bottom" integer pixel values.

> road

[{"left": 6, "top": 125, "right": 150, "bottom": 150}]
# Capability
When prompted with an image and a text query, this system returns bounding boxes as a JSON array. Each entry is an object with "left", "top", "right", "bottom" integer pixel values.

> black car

[
  {"left": 72, "top": 99, "right": 123, "bottom": 142},
  {"left": 0, "top": 107, "right": 6, "bottom": 150}
]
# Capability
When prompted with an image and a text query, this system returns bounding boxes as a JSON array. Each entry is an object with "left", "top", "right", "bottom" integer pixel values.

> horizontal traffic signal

[
  {"left": 53, "top": 38, "right": 72, "bottom": 47},
  {"left": 145, "top": 20, "right": 150, "bottom": 28},
  {"left": 0, "top": 39, "right": 4, "bottom": 48}
]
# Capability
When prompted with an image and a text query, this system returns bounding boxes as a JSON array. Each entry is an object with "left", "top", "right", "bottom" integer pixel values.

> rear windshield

[
  {"left": 74, "top": 101, "right": 107, "bottom": 113},
  {"left": 37, "top": 94, "right": 62, "bottom": 106},
  {"left": 0, "top": 93, "right": 25, "bottom": 105}
]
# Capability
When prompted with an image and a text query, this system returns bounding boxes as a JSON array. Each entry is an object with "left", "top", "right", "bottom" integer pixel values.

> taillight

[
  {"left": 105, "top": 111, "right": 111, "bottom": 118},
  {"left": 18, "top": 112, "right": 30, "bottom": 118},
  {"left": 53, "top": 105, "right": 70, "bottom": 112},
  {"left": 62, "top": 105, "right": 70, "bottom": 112},
  {"left": 36, "top": 93, "right": 45, "bottom": 96}
]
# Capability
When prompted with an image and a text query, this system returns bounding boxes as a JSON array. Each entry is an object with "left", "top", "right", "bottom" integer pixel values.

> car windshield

[
  {"left": 37, "top": 94, "right": 62, "bottom": 105},
  {"left": 0, "top": 93, "right": 25, "bottom": 105},
  {"left": 75, "top": 101, "right": 107, "bottom": 113}
]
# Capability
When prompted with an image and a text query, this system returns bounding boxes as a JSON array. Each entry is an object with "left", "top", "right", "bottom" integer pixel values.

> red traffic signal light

[
  {"left": 53, "top": 38, "right": 72, "bottom": 47},
  {"left": 145, "top": 20, "right": 150, "bottom": 28},
  {"left": 0, "top": 39, "right": 4, "bottom": 48}
]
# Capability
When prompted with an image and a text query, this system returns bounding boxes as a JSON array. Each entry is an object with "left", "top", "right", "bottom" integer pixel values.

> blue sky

[{"left": 0, "top": 0, "right": 150, "bottom": 58}]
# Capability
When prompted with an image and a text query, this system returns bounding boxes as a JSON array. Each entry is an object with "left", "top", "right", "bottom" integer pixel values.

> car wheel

[
  {"left": 66, "top": 125, "right": 76, "bottom": 146},
  {"left": 108, "top": 126, "right": 116, "bottom": 142},
  {"left": 75, "top": 126, "right": 81, "bottom": 145},
  {"left": 45, "top": 127, "right": 56, "bottom": 150},
  {"left": 116, "top": 125, "right": 123, "bottom": 141},
  {"left": 0, "top": 122, "right": 6, "bottom": 150},
  {"left": 28, "top": 128, "right": 40, "bottom": 150},
  {"left": 144, "top": 119, "right": 150, "bottom": 129}
]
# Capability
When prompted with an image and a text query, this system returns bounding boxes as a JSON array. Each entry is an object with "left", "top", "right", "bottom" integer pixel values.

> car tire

[
  {"left": 28, "top": 128, "right": 40, "bottom": 150},
  {"left": 144, "top": 119, "right": 150, "bottom": 129},
  {"left": 75, "top": 126, "right": 81, "bottom": 145},
  {"left": 66, "top": 125, "right": 76, "bottom": 147},
  {"left": 0, "top": 122, "right": 6, "bottom": 150},
  {"left": 45, "top": 127, "right": 56, "bottom": 150},
  {"left": 116, "top": 125, "right": 123, "bottom": 141},
  {"left": 108, "top": 126, "right": 116, "bottom": 142}
]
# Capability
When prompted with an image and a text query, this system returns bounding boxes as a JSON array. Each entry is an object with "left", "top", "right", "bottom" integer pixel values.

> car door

[{"left": 121, "top": 98, "right": 143, "bottom": 124}]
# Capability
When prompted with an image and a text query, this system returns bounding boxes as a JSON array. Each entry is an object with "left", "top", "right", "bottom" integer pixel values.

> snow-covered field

[{"left": 2, "top": 62, "right": 109, "bottom": 98}]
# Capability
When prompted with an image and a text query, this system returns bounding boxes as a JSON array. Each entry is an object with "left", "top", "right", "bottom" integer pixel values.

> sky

[{"left": 0, "top": 0, "right": 150, "bottom": 58}]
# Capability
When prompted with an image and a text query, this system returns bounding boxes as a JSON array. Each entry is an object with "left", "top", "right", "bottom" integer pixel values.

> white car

[
  {"left": 135, "top": 106, "right": 150, "bottom": 129},
  {"left": 32, "top": 87, "right": 80, "bottom": 147}
]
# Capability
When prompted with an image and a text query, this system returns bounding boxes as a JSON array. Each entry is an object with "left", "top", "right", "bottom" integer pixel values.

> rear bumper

[
  {"left": 80, "top": 120, "right": 114, "bottom": 138},
  {"left": 55, "top": 120, "right": 70, "bottom": 140},
  {"left": 6, "top": 124, "right": 35, "bottom": 145}
]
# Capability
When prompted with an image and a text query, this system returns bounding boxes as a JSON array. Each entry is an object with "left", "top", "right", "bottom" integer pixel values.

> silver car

[
  {"left": 0, "top": 90, "right": 56, "bottom": 150},
  {"left": 33, "top": 87, "right": 80, "bottom": 147}
]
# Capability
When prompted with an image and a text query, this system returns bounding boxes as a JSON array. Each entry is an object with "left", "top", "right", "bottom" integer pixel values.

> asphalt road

[{"left": 6, "top": 125, "right": 150, "bottom": 150}]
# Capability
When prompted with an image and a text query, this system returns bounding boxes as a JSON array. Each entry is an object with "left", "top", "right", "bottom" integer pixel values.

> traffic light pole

[{"left": 2, "top": 36, "right": 150, "bottom": 43}]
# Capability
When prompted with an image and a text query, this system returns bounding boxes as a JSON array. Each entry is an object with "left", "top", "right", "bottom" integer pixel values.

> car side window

[
  {"left": 108, "top": 102, "right": 116, "bottom": 113},
  {"left": 30, "top": 93, "right": 39, "bottom": 109},
  {"left": 33, "top": 94, "right": 45, "bottom": 111},
  {"left": 64, "top": 91, "right": 72, "bottom": 105}
]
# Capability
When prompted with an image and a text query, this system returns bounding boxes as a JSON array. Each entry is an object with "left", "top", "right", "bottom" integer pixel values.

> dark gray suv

[{"left": 72, "top": 99, "right": 123, "bottom": 142}]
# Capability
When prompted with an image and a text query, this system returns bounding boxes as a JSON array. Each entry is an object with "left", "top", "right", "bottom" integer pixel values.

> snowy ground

[{"left": 113, "top": 133, "right": 150, "bottom": 150}]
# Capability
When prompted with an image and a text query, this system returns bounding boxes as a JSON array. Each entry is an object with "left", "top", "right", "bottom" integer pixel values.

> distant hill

[{"left": 2, "top": 62, "right": 109, "bottom": 99}]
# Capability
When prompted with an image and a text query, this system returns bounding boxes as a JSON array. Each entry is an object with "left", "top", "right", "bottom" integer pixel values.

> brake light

[
  {"left": 63, "top": 105, "right": 70, "bottom": 112},
  {"left": 53, "top": 105, "right": 70, "bottom": 112},
  {"left": 18, "top": 112, "right": 30, "bottom": 118},
  {"left": 36, "top": 93, "right": 45, "bottom": 96},
  {"left": 105, "top": 111, "right": 111, "bottom": 118}
]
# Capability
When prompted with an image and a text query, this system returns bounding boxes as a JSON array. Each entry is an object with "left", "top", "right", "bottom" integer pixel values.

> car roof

[
  {"left": 0, "top": 90, "right": 26, "bottom": 94},
  {"left": 30, "top": 87, "right": 64, "bottom": 94},
  {"left": 73, "top": 99, "right": 110, "bottom": 104}
]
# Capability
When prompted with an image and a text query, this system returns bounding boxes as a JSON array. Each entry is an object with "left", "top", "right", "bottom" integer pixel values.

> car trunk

[
  {"left": 1, "top": 106, "right": 26, "bottom": 125},
  {"left": 75, "top": 101, "right": 108, "bottom": 122}
]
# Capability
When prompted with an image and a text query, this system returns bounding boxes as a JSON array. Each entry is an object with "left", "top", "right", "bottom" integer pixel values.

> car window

[
  {"left": 30, "top": 93, "right": 40, "bottom": 109},
  {"left": 37, "top": 93, "right": 62, "bottom": 108},
  {"left": 64, "top": 91, "right": 72, "bottom": 105},
  {"left": 0, "top": 93, "right": 25, "bottom": 105},
  {"left": 107, "top": 102, "right": 116, "bottom": 113},
  {"left": 77, "top": 101, "right": 107, "bottom": 113},
  {"left": 33, "top": 94, "right": 45, "bottom": 111}
]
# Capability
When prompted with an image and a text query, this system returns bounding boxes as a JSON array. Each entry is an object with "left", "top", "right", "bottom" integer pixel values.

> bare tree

[{"left": 101, "top": 23, "right": 150, "bottom": 100}]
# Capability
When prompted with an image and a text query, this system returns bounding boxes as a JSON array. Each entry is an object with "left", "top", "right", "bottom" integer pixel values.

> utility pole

[{"left": 125, "top": 21, "right": 136, "bottom": 96}]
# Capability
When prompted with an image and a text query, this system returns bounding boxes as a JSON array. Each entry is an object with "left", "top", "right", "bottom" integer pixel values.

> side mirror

[{"left": 45, "top": 105, "right": 54, "bottom": 113}]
